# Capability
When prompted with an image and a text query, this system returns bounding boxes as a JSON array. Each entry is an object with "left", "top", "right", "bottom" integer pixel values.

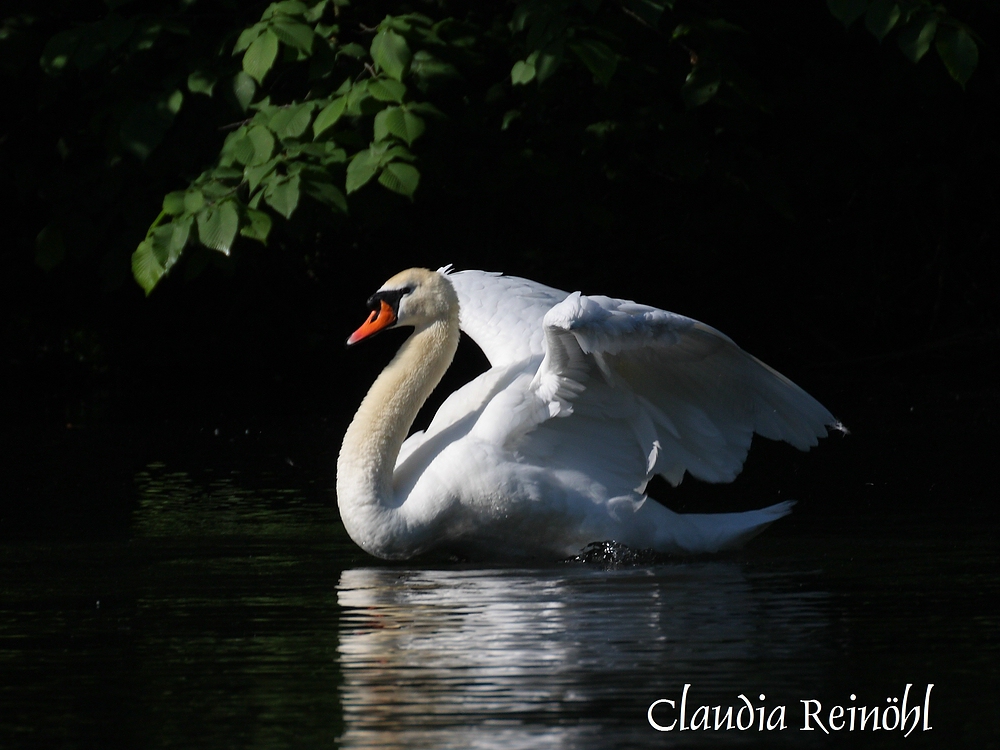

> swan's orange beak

[{"left": 347, "top": 300, "right": 396, "bottom": 345}]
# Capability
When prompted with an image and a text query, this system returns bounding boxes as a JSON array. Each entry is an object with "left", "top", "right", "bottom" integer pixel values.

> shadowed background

[{"left": 0, "top": 2, "right": 997, "bottom": 746}]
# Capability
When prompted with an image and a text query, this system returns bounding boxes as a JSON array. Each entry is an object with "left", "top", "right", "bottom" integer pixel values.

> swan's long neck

[{"left": 336, "top": 316, "right": 459, "bottom": 557}]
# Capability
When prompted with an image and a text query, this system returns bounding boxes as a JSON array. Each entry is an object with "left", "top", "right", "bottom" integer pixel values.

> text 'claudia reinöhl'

[{"left": 648, "top": 683, "right": 934, "bottom": 736}]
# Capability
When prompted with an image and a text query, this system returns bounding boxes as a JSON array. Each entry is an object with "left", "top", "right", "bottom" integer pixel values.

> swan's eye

[{"left": 367, "top": 286, "right": 410, "bottom": 314}]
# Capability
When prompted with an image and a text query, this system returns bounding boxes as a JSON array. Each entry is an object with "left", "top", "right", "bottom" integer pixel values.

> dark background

[{"left": 1, "top": 0, "right": 997, "bottom": 539}]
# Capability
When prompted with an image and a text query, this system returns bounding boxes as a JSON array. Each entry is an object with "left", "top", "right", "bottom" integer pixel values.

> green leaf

[
  {"left": 40, "top": 29, "right": 82, "bottom": 75},
  {"left": 271, "top": 20, "right": 315, "bottom": 53},
  {"left": 304, "top": 1, "right": 330, "bottom": 23},
  {"left": 120, "top": 90, "right": 184, "bottom": 162},
  {"left": 405, "top": 101, "right": 445, "bottom": 118},
  {"left": 378, "top": 161, "right": 420, "bottom": 198},
  {"left": 511, "top": 57, "right": 536, "bottom": 85},
  {"left": 166, "top": 89, "right": 184, "bottom": 114},
  {"left": 132, "top": 215, "right": 193, "bottom": 294},
  {"left": 264, "top": 1, "right": 309, "bottom": 18},
  {"left": 243, "top": 29, "right": 279, "bottom": 84},
  {"left": 897, "top": 15, "right": 938, "bottom": 63},
  {"left": 585, "top": 120, "right": 618, "bottom": 137},
  {"left": 320, "top": 142, "right": 347, "bottom": 164},
  {"left": 171, "top": 217, "right": 192, "bottom": 249},
  {"left": 196, "top": 201, "right": 239, "bottom": 254},
  {"left": 622, "top": 0, "right": 669, "bottom": 27},
  {"left": 368, "top": 78, "right": 407, "bottom": 103},
  {"left": 304, "top": 179, "right": 349, "bottom": 212},
  {"left": 163, "top": 215, "right": 193, "bottom": 257},
  {"left": 381, "top": 13, "right": 433, "bottom": 33},
  {"left": 234, "top": 23, "right": 265, "bottom": 54},
  {"left": 338, "top": 42, "right": 367, "bottom": 59},
  {"left": 382, "top": 144, "right": 415, "bottom": 163},
  {"left": 233, "top": 71, "right": 257, "bottom": 111},
  {"left": 569, "top": 39, "right": 618, "bottom": 86},
  {"left": 346, "top": 149, "right": 381, "bottom": 193},
  {"left": 200, "top": 180, "right": 235, "bottom": 200},
  {"left": 705, "top": 18, "right": 748, "bottom": 35},
  {"left": 682, "top": 65, "right": 720, "bottom": 108},
  {"left": 246, "top": 157, "right": 280, "bottom": 192},
  {"left": 264, "top": 174, "right": 301, "bottom": 219},
  {"left": 535, "top": 43, "right": 565, "bottom": 84},
  {"left": 345, "top": 82, "right": 373, "bottom": 116},
  {"left": 827, "top": 0, "right": 869, "bottom": 27},
  {"left": 183, "top": 190, "right": 205, "bottom": 213},
  {"left": 410, "top": 50, "right": 460, "bottom": 83},
  {"left": 246, "top": 125, "right": 276, "bottom": 165},
  {"left": 370, "top": 29, "right": 411, "bottom": 81},
  {"left": 378, "top": 15, "right": 415, "bottom": 34},
  {"left": 501, "top": 109, "right": 521, "bottom": 130},
  {"left": 132, "top": 239, "right": 165, "bottom": 295},
  {"left": 225, "top": 128, "right": 265, "bottom": 168},
  {"left": 269, "top": 104, "right": 314, "bottom": 139},
  {"left": 511, "top": 5, "right": 531, "bottom": 34},
  {"left": 212, "top": 166, "right": 244, "bottom": 181},
  {"left": 864, "top": 0, "right": 900, "bottom": 41},
  {"left": 374, "top": 106, "right": 426, "bottom": 145},
  {"left": 240, "top": 208, "right": 273, "bottom": 244},
  {"left": 372, "top": 108, "right": 392, "bottom": 142},
  {"left": 163, "top": 191, "right": 187, "bottom": 216},
  {"left": 187, "top": 70, "right": 217, "bottom": 96},
  {"left": 313, "top": 96, "right": 347, "bottom": 136},
  {"left": 224, "top": 129, "right": 253, "bottom": 166},
  {"left": 935, "top": 26, "right": 978, "bottom": 87}
]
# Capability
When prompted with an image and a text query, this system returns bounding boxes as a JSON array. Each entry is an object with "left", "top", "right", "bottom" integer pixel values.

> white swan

[{"left": 337, "top": 267, "right": 840, "bottom": 561}]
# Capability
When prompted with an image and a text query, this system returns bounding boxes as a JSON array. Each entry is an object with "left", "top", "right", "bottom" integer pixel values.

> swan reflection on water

[{"left": 336, "top": 562, "right": 834, "bottom": 749}]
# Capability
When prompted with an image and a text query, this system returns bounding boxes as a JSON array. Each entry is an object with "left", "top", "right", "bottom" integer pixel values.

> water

[
  {"left": 337, "top": 564, "right": 833, "bottom": 748},
  {"left": 1, "top": 430, "right": 996, "bottom": 749}
]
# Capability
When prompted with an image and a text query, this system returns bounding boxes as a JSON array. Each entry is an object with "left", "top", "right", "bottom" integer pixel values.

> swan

[{"left": 336, "top": 267, "right": 840, "bottom": 561}]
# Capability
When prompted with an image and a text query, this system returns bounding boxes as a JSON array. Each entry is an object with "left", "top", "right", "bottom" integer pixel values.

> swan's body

[{"left": 337, "top": 268, "right": 839, "bottom": 561}]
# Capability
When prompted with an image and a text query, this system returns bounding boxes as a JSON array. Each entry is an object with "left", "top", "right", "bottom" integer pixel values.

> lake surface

[{"left": 1, "top": 424, "right": 996, "bottom": 749}]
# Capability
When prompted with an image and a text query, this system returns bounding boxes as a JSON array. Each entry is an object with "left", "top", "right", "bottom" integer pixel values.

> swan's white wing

[
  {"left": 442, "top": 268, "right": 569, "bottom": 367},
  {"left": 441, "top": 269, "right": 836, "bottom": 491},
  {"left": 525, "top": 292, "right": 838, "bottom": 488}
]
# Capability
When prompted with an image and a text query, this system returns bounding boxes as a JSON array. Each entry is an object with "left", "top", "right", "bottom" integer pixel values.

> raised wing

[
  {"left": 527, "top": 291, "right": 839, "bottom": 488},
  {"left": 442, "top": 268, "right": 568, "bottom": 367}
]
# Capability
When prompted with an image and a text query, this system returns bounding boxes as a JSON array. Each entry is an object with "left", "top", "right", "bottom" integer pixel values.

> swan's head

[{"left": 347, "top": 267, "right": 458, "bottom": 345}]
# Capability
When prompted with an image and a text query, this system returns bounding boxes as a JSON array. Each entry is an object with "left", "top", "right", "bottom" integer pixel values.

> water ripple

[{"left": 337, "top": 564, "right": 833, "bottom": 749}]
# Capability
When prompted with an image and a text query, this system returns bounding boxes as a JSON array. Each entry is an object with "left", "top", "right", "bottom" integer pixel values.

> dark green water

[{"left": 1, "top": 430, "right": 996, "bottom": 749}]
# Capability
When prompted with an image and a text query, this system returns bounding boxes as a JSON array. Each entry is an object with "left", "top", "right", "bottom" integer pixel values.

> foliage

[
  {"left": 131, "top": 1, "right": 448, "bottom": 291},
  {"left": 1, "top": 0, "right": 991, "bottom": 298},
  {"left": 134, "top": 0, "right": 985, "bottom": 293},
  {"left": 2, "top": 0, "right": 997, "bottom": 435},
  {"left": 827, "top": 0, "right": 979, "bottom": 86}
]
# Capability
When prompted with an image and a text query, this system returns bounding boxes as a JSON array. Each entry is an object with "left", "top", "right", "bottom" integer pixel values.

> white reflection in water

[{"left": 337, "top": 563, "right": 833, "bottom": 749}]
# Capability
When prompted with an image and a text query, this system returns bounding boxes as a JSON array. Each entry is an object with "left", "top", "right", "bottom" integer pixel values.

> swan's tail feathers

[{"left": 663, "top": 500, "right": 795, "bottom": 554}]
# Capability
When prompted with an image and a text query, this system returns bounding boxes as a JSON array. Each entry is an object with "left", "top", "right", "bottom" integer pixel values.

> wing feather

[
  {"left": 442, "top": 268, "right": 568, "bottom": 366},
  {"left": 531, "top": 292, "right": 837, "bottom": 488},
  {"left": 441, "top": 268, "right": 837, "bottom": 493}
]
